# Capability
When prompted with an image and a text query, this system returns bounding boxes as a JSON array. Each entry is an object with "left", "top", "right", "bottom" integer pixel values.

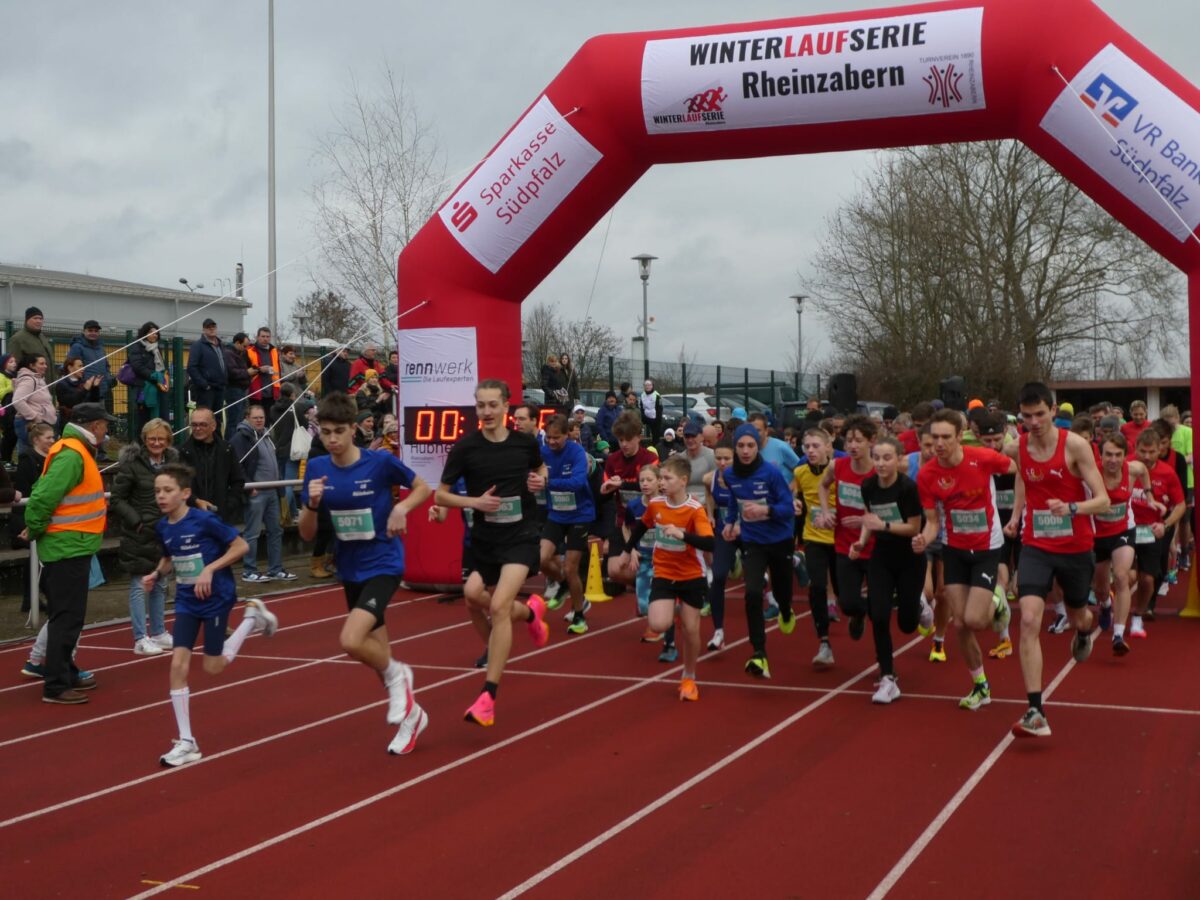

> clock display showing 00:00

[{"left": 403, "top": 405, "right": 478, "bottom": 444}]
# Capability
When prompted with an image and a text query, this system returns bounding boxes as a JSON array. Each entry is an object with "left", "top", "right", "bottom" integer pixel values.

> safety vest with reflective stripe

[{"left": 41, "top": 436, "right": 107, "bottom": 534}]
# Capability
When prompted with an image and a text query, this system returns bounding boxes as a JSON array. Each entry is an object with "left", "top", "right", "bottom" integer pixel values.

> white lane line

[
  {"left": 0, "top": 621, "right": 471, "bottom": 749},
  {"left": 0, "top": 615, "right": 647, "bottom": 830},
  {"left": 129, "top": 623, "right": 759, "bottom": 899},
  {"left": 0, "top": 587, "right": 445, "bottom": 653},
  {"left": 497, "top": 633, "right": 925, "bottom": 899},
  {"left": 865, "top": 657, "right": 1078, "bottom": 900}
]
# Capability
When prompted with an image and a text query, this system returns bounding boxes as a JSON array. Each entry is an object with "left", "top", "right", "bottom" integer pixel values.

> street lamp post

[
  {"left": 632, "top": 254, "right": 657, "bottom": 381},
  {"left": 790, "top": 294, "right": 807, "bottom": 394},
  {"left": 178, "top": 277, "right": 204, "bottom": 293}
]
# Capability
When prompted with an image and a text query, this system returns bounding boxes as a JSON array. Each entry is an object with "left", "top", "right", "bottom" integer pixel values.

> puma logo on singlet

[{"left": 1049, "top": 468, "right": 1064, "bottom": 478}]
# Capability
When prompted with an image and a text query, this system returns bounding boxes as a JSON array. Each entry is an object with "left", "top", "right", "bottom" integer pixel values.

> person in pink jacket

[{"left": 12, "top": 353, "right": 56, "bottom": 453}]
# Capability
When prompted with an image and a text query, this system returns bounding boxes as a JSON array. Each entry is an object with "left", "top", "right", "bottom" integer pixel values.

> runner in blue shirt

[
  {"left": 299, "top": 392, "right": 432, "bottom": 755},
  {"left": 537, "top": 414, "right": 597, "bottom": 634},
  {"left": 144, "top": 463, "right": 279, "bottom": 767}
]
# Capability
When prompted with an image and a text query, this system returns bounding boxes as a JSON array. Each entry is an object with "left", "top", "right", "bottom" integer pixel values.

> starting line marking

[{"left": 140, "top": 880, "right": 200, "bottom": 891}]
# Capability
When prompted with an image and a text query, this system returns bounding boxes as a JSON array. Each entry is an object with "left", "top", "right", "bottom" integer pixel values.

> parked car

[
  {"left": 661, "top": 393, "right": 734, "bottom": 424},
  {"left": 523, "top": 387, "right": 545, "bottom": 408}
]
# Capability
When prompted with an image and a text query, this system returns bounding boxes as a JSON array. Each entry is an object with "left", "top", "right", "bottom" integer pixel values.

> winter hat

[
  {"left": 733, "top": 423, "right": 761, "bottom": 446},
  {"left": 24, "top": 306, "right": 43, "bottom": 322}
]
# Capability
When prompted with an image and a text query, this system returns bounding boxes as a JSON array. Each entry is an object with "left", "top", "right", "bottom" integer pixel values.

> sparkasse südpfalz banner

[
  {"left": 438, "top": 96, "right": 602, "bottom": 274},
  {"left": 641, "top": 7, "right": 985, "bottom": 134}
]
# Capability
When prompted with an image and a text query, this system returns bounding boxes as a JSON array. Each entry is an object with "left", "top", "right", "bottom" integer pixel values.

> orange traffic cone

[{"left": 584, "top": 541, "right": 612, "bottom": 603}]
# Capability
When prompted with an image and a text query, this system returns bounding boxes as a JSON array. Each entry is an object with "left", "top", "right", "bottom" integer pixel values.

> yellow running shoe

[
  {"left": 988, "top": 637, "right": 1013, "bottom": 659},
  {"left": 928, "top": 640, "right": 947, "bottom": 663}
]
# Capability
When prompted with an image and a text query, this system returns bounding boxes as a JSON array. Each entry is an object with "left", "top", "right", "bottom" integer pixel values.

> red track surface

[{"left": 2, "top": 577, "right": 1198, "bottom": 898}]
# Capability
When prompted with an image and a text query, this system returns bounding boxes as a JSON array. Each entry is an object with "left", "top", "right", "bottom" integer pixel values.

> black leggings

[
  {"left": 743, "top": 539, "right": 794, "bottom": 656},
  {"left": 803, "top": 541, "right": 837, "bottom": 639},
  {"left": 865, "top": 547, "right": 927, "bottom": 676},
  {"left": 705, "top": 529, "right": 736, "bottom": 630}
]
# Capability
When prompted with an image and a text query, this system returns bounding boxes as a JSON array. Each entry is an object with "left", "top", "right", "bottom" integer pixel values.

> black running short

[
  {"left": 541, "top": 519, "right": 590, "bottom": 553},
  {"left": 1017, "top": 546, "right": 1095, "bottom": 608},
  {"left": 343, "top": 575, "right": 403, "bottom": 628},
  {"left": 941, "top": 545, "right": 1003, "bottom": 591},
  {"left": 649, "top": 576, "right": 707, "bottom": 610},
  {"left": 1094, "top": 530, "right": 1135, "bottom": 563},
  {"left": 1134, "top": 529, "right": 1163, "bottom": 580},
  {"left": 470, "top": 536, "right": 540, "bottom": 587}
]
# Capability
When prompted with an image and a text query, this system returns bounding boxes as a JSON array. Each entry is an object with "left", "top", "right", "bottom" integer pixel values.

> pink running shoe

[
  {"left": 463, "top": 691, "right": 495, "bottom": 727},
  {"left": 526, "top": 595, "right": 550, "bottom": 649}
]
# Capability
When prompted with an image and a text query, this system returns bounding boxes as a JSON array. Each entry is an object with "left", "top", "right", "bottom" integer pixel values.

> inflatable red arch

[{"left": 396, "top": 0, "right": 1200, "bottom": 586}]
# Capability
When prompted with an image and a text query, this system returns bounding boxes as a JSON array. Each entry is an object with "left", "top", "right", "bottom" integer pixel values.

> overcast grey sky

[{"left": 1, "top": 1, "right": 1196, "bottom": 372}]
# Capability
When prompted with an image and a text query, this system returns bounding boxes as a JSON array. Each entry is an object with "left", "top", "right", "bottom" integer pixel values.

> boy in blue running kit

[
  {"left": 144, "top": 464, "right": 278, "bottom": 768},
  {"left": 299, "top": 393, "right": 432, "bottom": 755},
  {"left": 538, "top": 415, "right": 596, "bottom": 635}
]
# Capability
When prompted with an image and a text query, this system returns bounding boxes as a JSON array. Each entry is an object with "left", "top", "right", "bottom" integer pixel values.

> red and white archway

[{"left": 397, "top": 0, "right": 1200, "bottom": 586}]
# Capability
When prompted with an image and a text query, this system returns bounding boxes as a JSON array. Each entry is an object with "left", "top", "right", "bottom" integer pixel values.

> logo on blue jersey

[{"left": 1080, "top": 74, "right": 1138, "bottom": 128}]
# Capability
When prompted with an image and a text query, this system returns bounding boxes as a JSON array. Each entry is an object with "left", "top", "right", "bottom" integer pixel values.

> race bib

[
  {"left": 995, "top": 489, "right": 1015, "bottom": 510},
  {"left": 655, "top": 525, "right": 686, "bottom": 552},
  {"left": 1135, "top": 524, "right": 1156, "bottom": 545},
  {"left": 1031, "top": 509, "right": 1073, "bottom": 539},
  {"left": 1096, "top": 502, "right": 1127, "bottom": 523},
  {"left": 171, "top": 553, "right": 204, "bottom": 585},
  {"left": 333, "top": 508, "right": 375, "bottom": 541},
  {"left": 549, "top": 490, "right": 577, "bottom": 512},
  {"left": 737, "top": 497, "right": 766, "bottom": 518},
  {"left": 484, "top": 496, "right": 523, "bottom": 524},
  {"left": 837, "top": 481, "right": 864, "bottom": 510},
  {"left": 872, "top": 502, "right": 902, "bottom": 524},
  {"left": 950, "top": 508, "right": 988, "bottom": 534},
  {"left": 639, "top": 530, "right": 657, "bottom": 552}
]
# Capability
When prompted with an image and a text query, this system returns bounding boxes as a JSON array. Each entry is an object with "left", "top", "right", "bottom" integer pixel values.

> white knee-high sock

[
  {"left": 170, "top": 687, "right": 193, "bottom": 743},
  {"left": 222, "top": 617, "right": 257, "bottom": 663}
]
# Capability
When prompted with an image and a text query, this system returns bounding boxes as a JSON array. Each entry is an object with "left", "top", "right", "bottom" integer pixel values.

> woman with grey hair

[{"left": 111, "top": 417, "right": 179, "bottom": 655}]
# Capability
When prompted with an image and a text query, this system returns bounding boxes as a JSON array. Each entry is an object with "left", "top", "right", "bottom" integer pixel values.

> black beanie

[{"left": 25, "top": 306, "right": 43, "bottom": 322}]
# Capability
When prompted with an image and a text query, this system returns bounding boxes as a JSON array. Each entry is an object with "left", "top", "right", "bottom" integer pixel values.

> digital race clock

[{"left": 402, "top": 405, "right": 479, "bottom": 445}]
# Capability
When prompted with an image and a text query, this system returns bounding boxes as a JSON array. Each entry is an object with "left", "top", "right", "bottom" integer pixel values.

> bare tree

[
  {"left": 807, "top": 141, "right": 1183, "bottom": 407},
  {"left": 522, "top": 302, "right": 622, "bottom": 391},
  {"left": 310, "top": 66, "right": 446, "bottom": 347},
  {"left": 291, "top": 288, "right": 368, "bottom": 348}
]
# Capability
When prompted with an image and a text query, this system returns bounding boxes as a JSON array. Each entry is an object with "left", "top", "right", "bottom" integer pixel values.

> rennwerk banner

[{"left": 397, "top": 327, "right": 478, "bottom": 486}]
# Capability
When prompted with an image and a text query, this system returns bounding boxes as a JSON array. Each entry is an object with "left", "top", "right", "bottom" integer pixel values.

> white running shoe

[
  {"left": 706, "top": 628, "right": 725, "bottom": 651},
  {"left": 151, "top": 632, "right": 174, "bottom": 651},
  {"left": 918, "top": 596, "right": 934, "bottom": 636},
  {"left": 387, "top": 704, "right": 428, "bottom": 755},
  {"left": 871, "top": 675, "right": 901, "bottom": 705},
  {"left": 385, "top": 662, "right": 414, "bottom": 725},
  {"left": 1157, "top": 581, "right": 1170, "bottom": 597},
  {"left": 243, "top": 598, "right": 279, "bottom": 637},
  {"left": 134, "top": 637, "right": 164, "bottom": 656},
  {"left": 160, "top": 738, "right": 202, "bottom": 767},
  {"left": 812, "top": 641, "right": 835, "bottom": 670},
  {"left": 1130, "top": 615, "right": 1147, "bottom": 639},
  {"left": 1047, "top": 613, "right": 1070, "bottom": 634}
]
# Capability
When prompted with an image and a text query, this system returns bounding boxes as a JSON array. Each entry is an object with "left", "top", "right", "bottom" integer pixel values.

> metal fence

[
  {"left": 3, "top": 321, "right": 337, "bottom": 444},
  {"left": 535, "top": 354, "right": 821, "bottom": 412}
]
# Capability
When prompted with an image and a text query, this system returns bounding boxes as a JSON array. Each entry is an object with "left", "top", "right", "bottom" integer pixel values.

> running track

[{"left": 2, "top": 579, "right": 1198, "bottom": 898}]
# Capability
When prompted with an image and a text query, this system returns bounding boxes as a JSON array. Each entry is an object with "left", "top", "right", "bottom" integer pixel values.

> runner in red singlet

[
  {"left": 1091, "top": 434, "right": 1151, "bottom": 656},
  {"left": 817, "top": 416, "right": 878, "bottom": 642},
  {"left": 1004, "top": 382, "right": 1109, "bottom": 738}
]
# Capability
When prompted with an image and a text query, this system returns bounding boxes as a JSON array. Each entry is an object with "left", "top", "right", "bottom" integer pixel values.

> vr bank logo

[{"left": 1080, "top": 74, "right": 1138, "bottom": 127}]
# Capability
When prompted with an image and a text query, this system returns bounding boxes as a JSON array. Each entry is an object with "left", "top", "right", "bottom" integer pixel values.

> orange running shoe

[
  {"left": 988, "top": 638, "right": 1013, "bottom": 659},
  {"left": 526, "top": 595, "right": 550, "bottom": 649},
  {"left": 679, "top": 678, "right": 700, "bottom": 702},
  {"left": 641, "top": 627, "right": 664, "bottom": 643}
]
